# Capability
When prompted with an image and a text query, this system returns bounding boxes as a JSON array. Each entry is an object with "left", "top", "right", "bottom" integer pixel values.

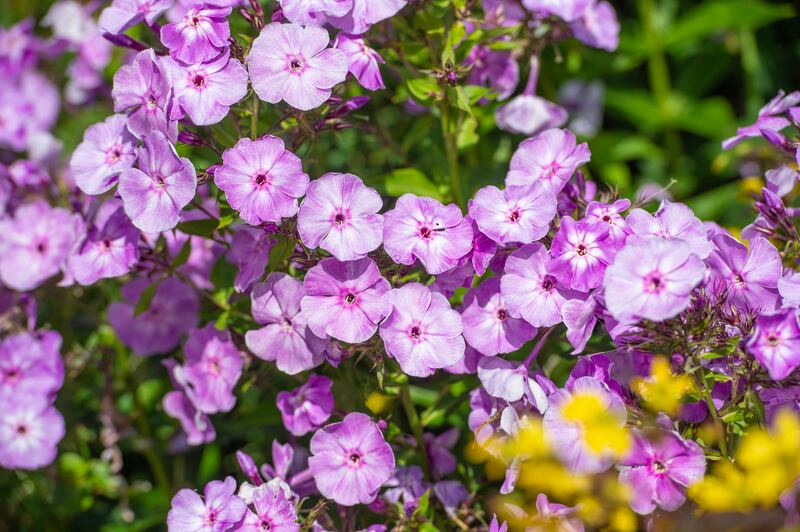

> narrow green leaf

[
  {"left": 134, "top": 281, "right": 160, "bottom": 317},
  {"left": 177, "top": 218, "right": 219, "bottom": 237}
]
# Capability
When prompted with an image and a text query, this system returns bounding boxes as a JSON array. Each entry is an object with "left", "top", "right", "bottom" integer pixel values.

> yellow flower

[
  {"left": 631, "top": 357, "right": 694, "bottom": 415},
  {"left": 561, "top": 391, "right": 631, "bottom": 457}
]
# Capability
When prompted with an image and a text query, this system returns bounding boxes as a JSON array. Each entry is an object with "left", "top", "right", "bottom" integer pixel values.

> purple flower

[
  {"left": 279, "top": 0, "right": 353, "bottom": 26},
  {"left": 301, "top": 257, "right": 391, "bottom": 344},
  {"left": 161, "top": 5, "right": 231, "bottom": 64},
  {"left": 722, "top": 90, "right": 800, "bottom": 150},
  {"left": 259, "top": 441, "right": 315, "bottom": 496},
  {"left": 162, "top": 390, "right": 216, "bottom": 446},
  {"left": 501, "top": 243, "right": 578, "bottom": 327},
  {"left": 424, "top": 428, "right": 459, "bottom": 479},
  {"left": 248, "top": 23, "right": 348, "bottom": 111},
  {"left": 178, "top": 325, "right": 243, "bottom": 414},
  {"left": 0, "top": 201, "right": 82, "bottom": 291},
  {"left": 328, "top": 0, "right": 408, "bottom": 35},
  {"left": 746, "top": 310, "right": 800, "bottom": 381},
  {"left": 433, "top": 480, "right": 468, "bottom": 517},
  {"left": 229, "top": 226, "right": 275, "bottom": 292},
  {"left": 603, "top": 237, "right": 705, "bottom": 323},
  {"left": 779, "top": 271, "right": 800, "bottom": 308},
  {"left": 118, "top": 131, "right": 197, "bottom": 233},
  {"left": 559, "top": 79, "right": 604, "bottom": 137},
  {"left": 276, "top": 374, "right": 334, "bottom": 436},
  {"left": 619, "top": 430, "right": 705, "bottom": 514},
  {"left": 469, "top": 184, "right": 556, "bottom": 245},
  {"left": 549, "top": 216, "right": 613, "bottom": 292},
  {"left": 240, "top": 480, "right": 300, "bottom": 531},
  {"left": 523, "top": 0, "right": 590, "bottom": 21},
  {"left": 71, "top": 114, "right": 137, "bottom": 195},
  {"left": 108, "top": 278, "right": 199, "bottom": 356},
  {"left": 708, "top": 234, "right": 781, "bottom": 312},
  {"left": 464, "top": 45, "right": 519, "bottom": 101},
  {"left": 476, "top": 357, "right": 550, "bottom": 411},
  {"left": 308, "top": 412, "right": 395, "bottom": 506},
  {"left": 460, "top": 278, "right": 537, "bottom": 356},
  {"left": 529, "top": 494, "right": 585, "bottom": 531},
  {"left": 215, "top": 136, "right": 309, "bottom": 225},
  {"left": 298, "top": 172, "right": 383, "bottom": 261},
  {"left": 167, "top": 477, "right": 247, "bottom": 532},
  {"left": 570, "top": 0, "right": 620, "bottom": 51},
  {"left": 0, "top": 331, "right": 63, "bottom": 401},
  {"left": 584, "top": 199, "right": 630, "bottom": 248},
  {"left": 626, "top": 200, "right": 712, "bottom": 259},
  {"left": 67, "top": 205, "right": 140, "bottom": 286},
  {"left": 542, "top": 376, "right": 627, "bottom": 474},
  {"left": 561, "top": 295, "right": 597, "bottom": 354},
  {"left": 0, "top": 71, "right": 60, "bottom": 152},
  {"left": 495, "top": 95, "right": 567, "bottom": 137},
  {"left": 383, "top": 194, "right": 473, "bottom": 275},
  {"left": 246, "top": 273, "right": 328, "bottom": 375},
  {"left": 759, "top": 386, "right": 800, "bottom": 425},
  {"left": 766, "top": 165, "right": 798, "bottom": 198},
  {"left": 0, "top": 19, "right": 39, "bottom": 77},
  {"left": 506, "top": 128, "right": 591, "bottom": 195},
  {"left": 379, "top": 283, "right": 465, "bottom": 377},
  {"left": 100, "top": 0, "right": 172, "bottom": 34},
  {"left": 383, "top": 465, "right": 428, "bottom": 507},
  {"left": 334, "top": 34, "right": 385, "bottom": 91},
  {"left": 163, "top": 52, "right": 248, "bottom": 126},
  {"left": 0, "top": 395, "right": 64, "bottom": 470},
  {"left": 111, "top": 49, "right": 177, "bottom": 141}
]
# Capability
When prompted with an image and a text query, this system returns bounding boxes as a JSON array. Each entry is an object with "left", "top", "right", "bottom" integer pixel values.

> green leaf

[
  {"left": 170, "top": 238, "right": 192, "bottom": 269},
  {"left": 268, "top": 235, "right": 295, "bottom": 274},
  {"left": 457, "top": 116, "right": 479, "bottom": 151},
  {"left": 134, "top": 281, "right": 160, "bottom": 317},
  {"left": 197, "top": 444, "right": 221, "bottom": 486},
  {"left": 448, "top": 86, "right": 473, "bottom": 117},
  {"left": 177, "top": 218, "right": 219, "bottom": 237},
  {"left": 407, "top": 78, "right": 441, "bottom": 102},
  {"left": 384, "top": 168, "right": 443, "bottom": 201},
  {"left": 413, "top": 490, "right": 431, "bottom": 519}
]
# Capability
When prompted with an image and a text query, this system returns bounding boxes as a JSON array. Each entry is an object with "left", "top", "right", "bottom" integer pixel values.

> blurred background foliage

[{"left": 1, "top": 0, "right": 799, "bottom": 530}]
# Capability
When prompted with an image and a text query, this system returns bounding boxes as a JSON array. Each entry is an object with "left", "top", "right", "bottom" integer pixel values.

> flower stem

[
  {"left": 440, "top": 103, "right": 464, "bottom": 209},
  {"left": 400, "top": 384, "right": 432, "bottom": 480}
]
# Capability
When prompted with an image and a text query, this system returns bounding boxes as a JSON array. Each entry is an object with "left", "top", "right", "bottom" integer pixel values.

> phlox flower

[
  {"left": 747, "top": 310, "right": 800, "bottom": 381},
  {"left": 383, "top": 466, "right": 428, "bottom": 508},
  {"left": 162, "top": 51, "right": 248, "bottom": 126},
  {"left": 0, "top": 331, "right": 63, "bottom": 401},
  {"left": 619, "top": 430, "right": 705, "bottom": 515},
  {"left": 108, "top": 278, "right": 199, "bottom": 356},
  {"left": 239, "top": 480, "right": 300, "bottom": 531},
  {"left": 179, "top": 325, "right": 243, "bottom": 415},
  {"left": 584, "top": 199, "right": 630, "bottom": 248},
  {"left": 626, "top": 200, "right": 712, "bottom": 259},
  {"left": 297, "top": 172, "right": 383, "bottom": 261},
  {"left": 248, "top": 23, "right": 348, "bottom": 111},
  {"left": 334, "top": 34, "right": 386, "bottom": 91},
  {"left": 460, "top": 278, "right": 537, "bottom": 356},
  {"left": 522, "top": 0, "right": 591, "bottom": 22},
  {"left": 118, "top": 131, "right": 197, "bottom": 233},
  {"left": 0, "top": 200, "right": 83, "bottom": 291},
  {"left": 160, "top": 5, "right": 231, "bottom": 64},
  {"left": 67, "top": 205, "right": 140, "bottom": 286},
  {"left": 495, "top": 94, "right": 567, "bottom": 137},
  {"left": 167, "top": 477, "right": 247, "bottom": 532},
  {"left": 506, "top": 128, "right": 591, "bottom": 195},
  {"left": 560, "top": 295, "right": 597, "bottom": 354},
  {"left": 543, "top": 376, "right": 628, "bottom": 474},
  {"left": 549, "top": 216, "right": 613, "bottom": 292},
  {"left": 383, "top": 194, "right": 473, "bottom": 275},
  {"left": 215, "top": 136, "right": 309, "bottom": 225},
  {"left": 100, "top": 0, "right": 172, "bottom": 34},
  {"left": 501, "top": 243, "right": 578, "bottom": 327},
  {"left": 308, "top": 412, "right": 395, "bottom": 506},
  {"left": 708, "top": 234, "right": 781, "bottom": 312},
  {"left": 603, "top": 237, "right": 705, "bottom": 323},
  {"left": 301, "top": 257, "right": 391, "bottom": 344},
  {"left": 766, "top": 165, "right": 798, "bottom": 198},
  {"left": 465, "top": 45, "right": 519, "bottom": 101},
  {"left": 476, "top": 357, "right": 550, "bottom": 412},
  {"left": 379, "top": 283, "right": 465, "bottom": 377},
  {"left": 276, "top": 374, "right": 334, "bottom": 436},
  {"left": 246, "top": 273, "right": 328, "bottom": 375},
  {"left": 279, "top": 0, "right": 353, "bottom": 26},
  {"left": 71, "top": 114, "right": 137, "bottom": 195},
  {"left": 779, "top": 271, "right": 800, "bottom": 308},
  {"left": 469, "top": 183, "right": 557, "bottom": 245},
  {"left": 722, "top": 90, "right": 800, "bottom": 150},
  {"left": 228, "top": 226, "right": 275, "bottom": 293},
  {"left": 424, "top": 428, "right": 459, "bottom": 479},
  {"left": 328, "top": 0, "right": 408, "bottom": 35},
  {"left": 111, "top": 49, "right": 177, "bottom": 141},
  {"left": 162, "top": 389, "right": 216, "bottom": 447},
  {"left": 570, "top": 0, "right": 620, "bottom": 52},
  {"left": 0, "top": 395, "right": 65, "bottom": 470}
]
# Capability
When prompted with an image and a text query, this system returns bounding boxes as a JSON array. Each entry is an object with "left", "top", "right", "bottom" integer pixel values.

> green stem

[
  {"left": 133, "top": 393, "right": 171, "bottom": 495},
  {"left": 698, "top": 375, "right": 729, "bottom": 459},
  {"left": 440, "top": 103, "right": 464, "bottom": 209},
  {"left": 400, "top": 385, "right": 432, "bottom": 480}
]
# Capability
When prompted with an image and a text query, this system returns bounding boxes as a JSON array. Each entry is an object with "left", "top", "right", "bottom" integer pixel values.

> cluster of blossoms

[{"left": 4, "top": 0, "right": 800, "bottom": 530}]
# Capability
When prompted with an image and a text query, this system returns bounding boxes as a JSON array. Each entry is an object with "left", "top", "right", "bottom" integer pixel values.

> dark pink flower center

[
  {"left": 349, "top": 452, "right": 361, "bottom": 464},
  {"left": 767, "top": 333, "right": 780, "bottom": 347},
  {"left": 419, "top": 226, "right": 432, "bottom": 239},
  {"left": 16, "top": 424, "right": 27, "bottom": 435},
  {"left": 192, "top": 74, "right": 206, "bottom": 87},
  {"left": 644, "top": 272, "right": 665, "bottom": 294},
  {"left": 344, "top": 293, "right": 356, "bottom": 305},
  {"left": 602, "top": 215, "right": 611, "bottom": 223},
  {"left": 576, "top": 244, "right": 588, "bottom": 256},
  {"left": 254, "top": 173, "right": 268, "bottom": 187},
  {"left": 36, "top": 241, "right": 47, "bottom": 254},
  {"left": 410, "top": 326, "right": 421, "bottom": 339},
  {"left": 290, "top": 59, "right": 302, "bottom": 70},
  {"left": 5, "top": 368, "right": 19, "bottom": 381},
  {"left": 732, "top": 273, "right": 744, "bottom": 286},
  {"left": 508, "top": 208, "right": 521, "bottom": 223},
  {"left": 496, "top": 309, "right": 507, "bottom": 320},
  {"left": 541, "top": 277, "right": 554, "bottom": 292},
  {"left": 652, "top": 461, "right": 666, "bottom": 474},
  {"left": 106, "top": 144, "right": 122, "bottom": 163},
  {"left": 205, "top": 509, "right": 218, "bottom": 525},
  {"left": 334, "top": 213, "right": 346, "bottom": 225},
  {"left": 208, "top": 358, "right": 221, "bottom": 376}
]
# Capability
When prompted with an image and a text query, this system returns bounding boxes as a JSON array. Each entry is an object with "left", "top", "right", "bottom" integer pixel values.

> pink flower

[
  {"left": 746, "top": 310, "right": 800, "bottom": 381},
  {"left": 506, "top": 128, "right": 591, "bottom": 195},
  {"left": 383, "top": 194, "right": 473, "bottom": 275},
  {"left": 71, "top": 114, "right": 137, "bottom": 195},
  {"left": 100, "top": 0, "right": 172, "bottom": 34},
  {"left": 603, "top": 237, "right": 705, "bottom": 323},
  {"left": 229, "top": 226, "right": 276, "bottom": 292},
  {"left": 379, "top": 283, "right": 465, "bottom": 377},
  {"left": 301, "top": 257, "right": 391, "bottom": 344},
  {"left": 215, "top": 136, "right": 309, "bottom": 225},
  {"left": 248, "top": 23, "right": 348, "bottom": 111},
  {"left": 470, "top": 183, "right": 557, "bottom": 245},
  {"left": 167, "top": 477, "right": 247, "bottom": 531},
  {"left": 160, "top": 5, "right": 231, "bottom": 64},
  {"left": 570, "top": 0, "right": 620, "bottom": 52},
  {"left": 276, "top": 374, "right": 334, "bottom": 436},
  {"left": 328, "top": 0, "right": 408, "bottom": 35},
  {"left": 460, "top": 278, "right": 537, "bottom": 356},
  {"left": 279, "top": 0, "right": 353, "bottom": 26},
  {"left": 549, "top": 216, "right": 613, "bottom": 292},
  {"left": 584, "top": 199, "right": 630, "bottom": 248},
  {"left": 708, "top": 234, "right": 781, "bottom": 312},
  {"left": 334, "top": 33, "right": 385, "bottom": 91},
  {"left": 162, "top": 52, "right": 248, "bottom": 126},
  {"left": 308, "top": 412, "right": 395, "bottom": 506},
  {"left": 626, "top": 200, "right": 712, "bottom": 259},
  {"left": 0, "top": 395, "right": 65, "bottom": 470},
  {"left": 245, "top": 273, "right": 328, "bottom": 375},
  {"left": 297, "top": 172, "right": 383, "bottom": 261},
  {"left": 118, "top": 131, "right": 197, "bottom": 233},
  {"left": 495, "top": 95, "right": 568, "bottom": 137}
]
